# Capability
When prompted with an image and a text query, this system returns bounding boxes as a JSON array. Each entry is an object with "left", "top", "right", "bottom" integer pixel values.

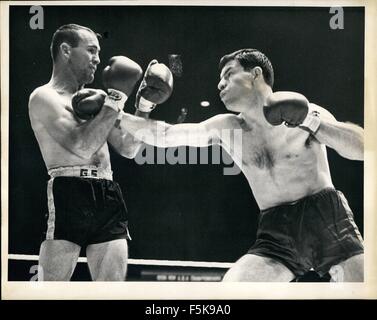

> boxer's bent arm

[
  {"left": 107, "top": 110, "right": 150, "bottom": 159},
  {"left": 29, "top": 89, "right": 119, "bottom": 159},
  {"left": 118, "top": 113, "right": 228, "bottom": 148},
  {"left": 310, "top": 104, "right": 364, "bottom": 160}
]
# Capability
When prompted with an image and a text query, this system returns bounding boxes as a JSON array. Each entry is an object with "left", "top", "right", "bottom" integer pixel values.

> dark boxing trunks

[
  {"left": 248, "top": 188, "right": 364, "bottom": 277},
  {"left": 44, "top": 166, "right": 131, "bottom": 247}
]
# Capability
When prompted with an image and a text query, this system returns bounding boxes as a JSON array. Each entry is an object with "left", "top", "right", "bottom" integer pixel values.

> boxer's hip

[
  {"left": 249, "top": 188, "right": 363, "bottom": 276},
  {"left": 44, "top": 165, "right": 130, "bottom": 246}
]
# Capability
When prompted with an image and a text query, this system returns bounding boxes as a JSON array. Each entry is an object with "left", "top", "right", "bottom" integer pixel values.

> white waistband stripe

[
  {"left": 46, "top": 178, "right": 56, "bottom": 240},
  {"left": 48, "top": 166, "right": 113, "bottom": 180}
]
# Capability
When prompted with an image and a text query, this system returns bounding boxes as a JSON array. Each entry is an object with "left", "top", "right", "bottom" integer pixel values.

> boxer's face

[
  {"left": 68, "top": 30, "right": 101, "bottom": 85},
  {"left": 218, "top": 60, "right": 255, "bottom": 112}
]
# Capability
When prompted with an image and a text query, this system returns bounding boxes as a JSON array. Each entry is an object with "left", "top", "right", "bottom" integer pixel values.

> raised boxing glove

[
  {"left": 135, "top": 60, "right": 174, "bottom": 112},
  {"left": 102, "top": 56, "right": 143, "bottom": 97},
  {"left": 263, "top": 91, "right": 320, "bottom": 134}
]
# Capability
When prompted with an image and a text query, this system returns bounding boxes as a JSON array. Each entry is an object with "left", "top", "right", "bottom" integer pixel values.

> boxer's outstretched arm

[
  {"left": 107, "top": 110, "right": 150, "bottom": 159},
  {"left": 310, "top": 104, "right": 364, "bottom": 160},
  {"left": 114, "top": 112, "right": 234, "bottom": 148},
  {"left": 29, "top": 87, "right": 119, "bottom": 159}
]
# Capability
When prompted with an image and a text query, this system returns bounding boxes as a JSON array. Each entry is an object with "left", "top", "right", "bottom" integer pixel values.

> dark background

[{"left": 9, "top": 6, "right": 364, "bottom": 265}]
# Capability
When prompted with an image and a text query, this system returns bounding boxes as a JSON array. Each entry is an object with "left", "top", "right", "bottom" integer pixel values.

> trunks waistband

[
  {"left": 48, "top": 166, "right": 113, "bottom": 181},
  {"left": 260, "top": 187, "right": 337, "bottom": 214}
]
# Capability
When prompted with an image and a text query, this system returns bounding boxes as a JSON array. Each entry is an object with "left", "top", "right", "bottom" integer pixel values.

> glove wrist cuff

[
  {"left": 136, "top": 96, "right": 156, "bottom": 113},
  {"left": 104, "top": 89, "right": 128, "bottom": 112},
  {"left": 299, "top": 111, "right": 321, "bottom": 135}
]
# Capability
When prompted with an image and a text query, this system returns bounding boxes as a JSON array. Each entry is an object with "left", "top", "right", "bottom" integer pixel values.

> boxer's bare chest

[
  {"left": 45, "top": 90, "right": 110, "bottom": 168},
  {"left": 57, "top": 91, "right": 75, "bottom": 113},
  {"left": 224, "top": 117, "right": 315, "bottom": 172},
  {"left": 219, "top": 115, "right": 330, "bottom": 208}
]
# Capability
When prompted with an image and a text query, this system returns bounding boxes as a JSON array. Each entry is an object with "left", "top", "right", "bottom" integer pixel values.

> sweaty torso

[
  {"left": 221, "top": 115, "right": 334, "bottom": 210},
  {"left": 29, "top": 84, "right": 111, "bottom": 171}
]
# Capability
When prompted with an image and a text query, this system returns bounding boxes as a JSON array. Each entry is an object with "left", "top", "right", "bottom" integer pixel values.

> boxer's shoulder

[
  {"left": 29, "top": 84, "right": 59, "bottom": 107},
  {"left": 29, "top": 84, "right": 69, "bottom": 122},
  {"left": 30, "top": 83, "right": 57, "bottom": 96},
  {"left": 204, "top": 113, "right": 241, "bottom": 129}
]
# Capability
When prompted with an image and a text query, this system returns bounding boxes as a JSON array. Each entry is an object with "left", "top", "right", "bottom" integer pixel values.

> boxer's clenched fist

[
  {"left": 102, "top": 56, "right": 143, "bottom": 97},
  {"left": 263, "top": 91, "right": 321, "bottom": 134},
  {"left": 102, "top": 56, "right": 143, "bottom": 112},
  {"left": 135, "top": 60, "right": 174, "bottom": 112},
  {"left": 72, "top": 88, "right": 107, "bottom": 120}
]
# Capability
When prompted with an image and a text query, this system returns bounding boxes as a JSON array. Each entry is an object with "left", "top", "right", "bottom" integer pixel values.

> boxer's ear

[
  {"left": 60, "top": 42, "right": 71, "bottom": 59},
  {"left": 250, "top": 66, "right": 262, "bottom": 80}
]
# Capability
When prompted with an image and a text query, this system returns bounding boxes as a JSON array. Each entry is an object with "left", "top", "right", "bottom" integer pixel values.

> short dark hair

[
  {"left": 50, "top": 24, "right": 100, "bottom": 62},
  {"left": 219, "top": 49, "right": 274, "bottom": 88}
]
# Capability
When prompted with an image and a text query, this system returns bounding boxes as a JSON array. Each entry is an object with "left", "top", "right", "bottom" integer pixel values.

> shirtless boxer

[
  {"left": 116, "top": 49, "right": 364, "bottom": 281},
  {"left": 28, "top": 24, "right": 172, "bottom": 281}
]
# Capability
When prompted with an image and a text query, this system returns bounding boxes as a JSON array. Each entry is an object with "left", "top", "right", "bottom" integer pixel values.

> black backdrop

[{"left": 9, "top": 6, "right": 364, "bottom": 263}]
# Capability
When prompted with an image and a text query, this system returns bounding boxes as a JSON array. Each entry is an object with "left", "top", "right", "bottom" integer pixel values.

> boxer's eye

[
  {"left": 224, "top": 71, "right": 233, "bottom": 80},
  {"left": 87, "top": 47, "right": 99, "bottom": 55}
]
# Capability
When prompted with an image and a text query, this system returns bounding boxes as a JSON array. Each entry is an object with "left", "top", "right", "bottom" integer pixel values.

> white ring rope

[{"left": 8, "top": 254, "right": 234, "bottom": 269}]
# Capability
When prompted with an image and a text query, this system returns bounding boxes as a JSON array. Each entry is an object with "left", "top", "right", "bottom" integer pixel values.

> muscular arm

[
  {"left": 107, "top": 110, "right": 150, "bottom": 159},
  {"left": 310, "top": 104, "right": 364, "bottom": 160},
  {"left": 29, "top": 87, "right": 119, "bottom": 159},
  {"left": 112, "top": 112, "right": 233, "bottom": 149}
]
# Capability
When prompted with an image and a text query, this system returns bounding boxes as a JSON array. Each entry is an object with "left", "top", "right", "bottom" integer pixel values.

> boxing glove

[
  {"left": 72, "top": 88, "right": 107, "bottom": 120},
  {"left": 263, "top": 91, "right": 320, "bottom": 134},
  {"left": 102, "top": 56, "right": 143, "bottom": 113},
  {"left": 102, "top": 56, "right": 143, "bottom": 96},
  {"left": 135, "top": 60, "right": 174, "bottom": 112}
]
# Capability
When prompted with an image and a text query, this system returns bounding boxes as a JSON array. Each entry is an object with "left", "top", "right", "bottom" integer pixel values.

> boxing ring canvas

[{"left": 1, "top": 0, "right": 377, "bottom": 299}]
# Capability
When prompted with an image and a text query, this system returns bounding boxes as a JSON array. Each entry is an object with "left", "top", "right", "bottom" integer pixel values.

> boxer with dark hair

[
  {"left": 50, "top": 24, "right": 102, "bottom": 62},
  {"left": 118, "top": 48, "right": 364, "bottom": 282},
  {"left": 29, "top": 24, "right": 173, "bottom": 281}
]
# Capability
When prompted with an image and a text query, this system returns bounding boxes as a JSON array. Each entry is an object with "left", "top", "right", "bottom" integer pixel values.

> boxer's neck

[
  {"left": 50, "top": 63, "right": 81, "bottom": 94},
  {"left": 241, "top": 85, "right": 272, "bottom": 125}
]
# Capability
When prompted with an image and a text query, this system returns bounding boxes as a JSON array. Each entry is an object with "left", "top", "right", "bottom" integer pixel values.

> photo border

[{"left": 1, "top": 0, "right": 376, "bottom": 300}]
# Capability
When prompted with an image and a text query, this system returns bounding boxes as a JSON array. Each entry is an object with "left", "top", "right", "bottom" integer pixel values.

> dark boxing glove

[
  {"left": 263, "top": 91, "right": 320, "bottom": 134},
  {"left": 135, "top": 60, "right": 174, "bottom": 112},
  {"left": 102, "top": 56, "right": 143, "bottom": 97},
  {"left": 72, "top": 88, "right": 107, "bottom": 120}
]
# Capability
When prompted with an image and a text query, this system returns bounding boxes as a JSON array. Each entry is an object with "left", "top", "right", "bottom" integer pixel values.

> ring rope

[{"left": 8, "top": 254, "right": 234, "bottom": 269}]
